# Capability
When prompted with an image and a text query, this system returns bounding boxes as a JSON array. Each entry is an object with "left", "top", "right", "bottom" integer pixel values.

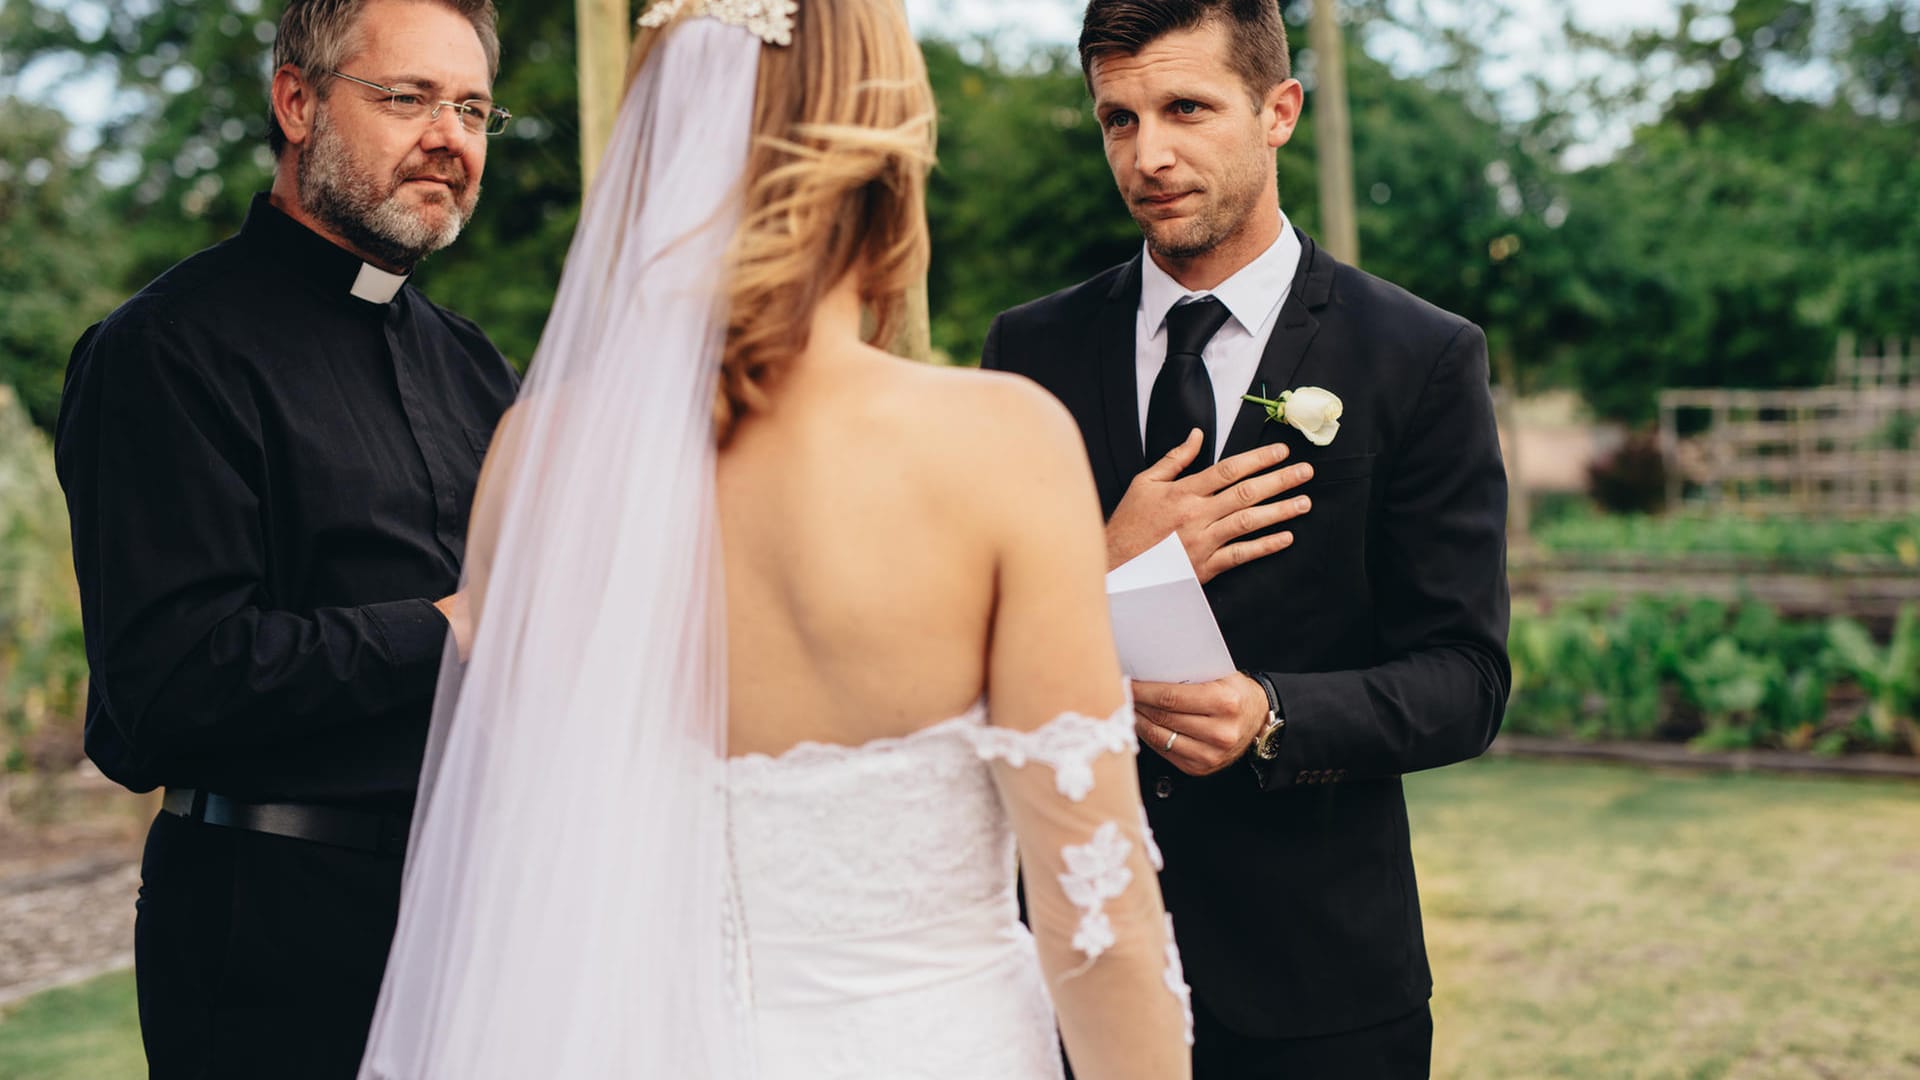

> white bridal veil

[{"left": 359, "top": 17, "right": 762, "bottom": 1079}]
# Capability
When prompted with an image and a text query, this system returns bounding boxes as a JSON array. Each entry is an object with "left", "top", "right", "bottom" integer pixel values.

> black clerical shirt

[{"left": 56, "top": 193, "right": 518, "bottom": 807}]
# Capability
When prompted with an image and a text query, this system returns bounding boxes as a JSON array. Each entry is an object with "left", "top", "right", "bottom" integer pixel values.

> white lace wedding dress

[{"left": 724, "top": 696, "right": 1194, "bottom": 1079}]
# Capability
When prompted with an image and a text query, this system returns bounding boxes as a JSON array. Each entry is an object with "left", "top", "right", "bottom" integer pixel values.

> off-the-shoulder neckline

[{"left": 726, "top": 699, "right": 990, "bottom": 768}]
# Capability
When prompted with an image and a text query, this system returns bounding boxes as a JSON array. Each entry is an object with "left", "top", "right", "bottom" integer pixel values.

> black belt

[{"left": 161, "top": 788, "right": 409, "bottom": 856}]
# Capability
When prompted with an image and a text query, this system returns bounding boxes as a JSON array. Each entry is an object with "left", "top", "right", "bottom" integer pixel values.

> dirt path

[
  {"left": 0, "top": 859, "right": 139, "bottom": 1009},
  {"left": 0, "top": 779, "right": 147, "bottom": 1010}
]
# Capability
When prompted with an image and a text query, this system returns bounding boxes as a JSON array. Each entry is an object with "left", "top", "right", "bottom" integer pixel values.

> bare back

[
  {"left": 720, "top": 344, "right": 1010, "bottom": 755},
  {"left": 717, "top": 274, "right": 1124, "bottom": 757}
]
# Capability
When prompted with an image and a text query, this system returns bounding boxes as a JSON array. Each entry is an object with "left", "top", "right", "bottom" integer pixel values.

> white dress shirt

[{"left": 1135, "top": 214, "right": 1302, "bottom": 462}]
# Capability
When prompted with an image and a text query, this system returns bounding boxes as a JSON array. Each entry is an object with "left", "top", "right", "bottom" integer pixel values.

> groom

[{"left": 984, "top": 0, "right": 1510, "bottom": 1075}]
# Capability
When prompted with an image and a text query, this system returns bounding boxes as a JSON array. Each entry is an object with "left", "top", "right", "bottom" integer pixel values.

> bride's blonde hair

[{"left": 629, "top": 0, "right": 936, "bottom": 443}]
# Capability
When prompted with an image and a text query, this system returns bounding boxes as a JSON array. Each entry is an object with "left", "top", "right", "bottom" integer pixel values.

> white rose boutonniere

[{"left": 1241, "top": 384, "right": 1343, "bottom": 446}]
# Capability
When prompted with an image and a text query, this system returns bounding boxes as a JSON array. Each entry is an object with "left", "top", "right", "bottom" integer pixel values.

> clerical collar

[{"left": 238, "top": 192, "right": 412, "bottom": 305}]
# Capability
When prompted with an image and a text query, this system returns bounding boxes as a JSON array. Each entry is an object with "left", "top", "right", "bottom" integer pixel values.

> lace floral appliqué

[
  {"left": 1139, "top": 806, "right": 1163, "bottom": 871},
  {"left": 965, "top": 702, "right": 1136, "bottom": 802},
  {"left": 1161, "top": 914, "right": 1195, "bottom": 1046},
  {"left": 1058, "top": 822, "right": 1134, "bottom": 963}
]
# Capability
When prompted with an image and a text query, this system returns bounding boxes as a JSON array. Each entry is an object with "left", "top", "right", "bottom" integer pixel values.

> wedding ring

[{"left": 1164, "top": 731, "right": 1179, "bottom": 752}]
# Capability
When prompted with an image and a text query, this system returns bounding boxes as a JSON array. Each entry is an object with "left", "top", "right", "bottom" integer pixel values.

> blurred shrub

[
  {"left": 0, "top": 386, "right": 87, "bottom": 773},
  {"left": 1527, "top": 491, "right": 1595, "bottom": 531},
  {"left": 1505, "top": 595, "right": 1914, "bottom": 755},
  {"left": 1873, "top": 409, "right": 1917, "bottom": 452},
  {"left": 1585, "top": 431, "right": 1669, "bottom": 514}
]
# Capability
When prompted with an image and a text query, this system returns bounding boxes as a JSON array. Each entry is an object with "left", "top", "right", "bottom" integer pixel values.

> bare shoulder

[
  {"left": 854, "top": 360, "right": 1101, "bottom": 556},
  {"left": 876, "top": 360, "right": 1088, "bottom": 484}
]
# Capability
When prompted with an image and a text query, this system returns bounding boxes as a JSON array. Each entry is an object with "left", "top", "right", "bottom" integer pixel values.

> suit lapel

[
  {"left": 1221, "top": 229, "right": 1336, "bottom": 458},
  {"left": 1095, "top": 256, "right": 1145, "bottom": 513}
]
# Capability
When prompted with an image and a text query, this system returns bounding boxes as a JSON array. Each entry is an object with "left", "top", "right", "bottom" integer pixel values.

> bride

[{"left": 358, "top": 1, "right": 1192, "bottom": 1077}]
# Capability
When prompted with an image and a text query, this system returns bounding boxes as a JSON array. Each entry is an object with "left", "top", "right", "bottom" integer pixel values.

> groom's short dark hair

[{"left": 1078, "top": 0, "right": 1291, "bottom": 103}]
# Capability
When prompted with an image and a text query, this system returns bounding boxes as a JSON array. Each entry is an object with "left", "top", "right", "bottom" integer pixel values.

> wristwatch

[{"left": 1244, "top": 671, "right": 1285, "bottom": 761}]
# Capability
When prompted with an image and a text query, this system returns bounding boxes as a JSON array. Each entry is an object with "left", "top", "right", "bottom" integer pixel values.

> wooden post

[
  {"left": 1659, "top": 393, "right": 1681, "bottom": 512},
  {"left": 1310, "top": 0, "right": 1359, "bottom": 266},
  {"left": 577, "top": 0, "right": 631, "bottom": 188}
]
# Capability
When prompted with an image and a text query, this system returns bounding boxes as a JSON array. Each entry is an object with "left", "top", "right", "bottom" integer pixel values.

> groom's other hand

[
  {"left": 1106, "top": 430, "right": 1313, "bottom": 583},
  {"left": 1132, "top": 674, "right": 1271, "bottom": 775}
]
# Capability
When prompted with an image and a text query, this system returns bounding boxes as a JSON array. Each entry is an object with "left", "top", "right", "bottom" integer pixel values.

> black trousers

[
  {"left": 134, "top": 810, "right": 405, "bottom": 1079},
  {"left": 1192, "top": 997, "right": 1433, "bottom": 1080}
]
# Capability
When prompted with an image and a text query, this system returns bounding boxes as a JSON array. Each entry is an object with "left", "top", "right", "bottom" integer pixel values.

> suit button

[{"left": 1154, "top": 777, "right": 1175, "bottom": 799}]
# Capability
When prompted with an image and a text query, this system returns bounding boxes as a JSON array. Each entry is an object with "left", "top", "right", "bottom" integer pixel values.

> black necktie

[{"left": 1144, "top": 296, "right": 1233, "bottom": 477}]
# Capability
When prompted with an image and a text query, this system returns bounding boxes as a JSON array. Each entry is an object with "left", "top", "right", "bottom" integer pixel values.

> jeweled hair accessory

[{"left": 637, "top": 0, "right": 797, "bottom": 46}]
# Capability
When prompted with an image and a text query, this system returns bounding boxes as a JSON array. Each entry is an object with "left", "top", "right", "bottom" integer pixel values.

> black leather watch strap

[
  {"left": 1246, "top": 670, "right": 1281, "bottom": 718},
  {"left": 1242, "top": 670, "right": 1286, "bottom": 768}
]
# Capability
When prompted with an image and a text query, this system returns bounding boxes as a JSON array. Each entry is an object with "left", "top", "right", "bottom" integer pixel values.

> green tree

[
  {"left": 920, "top": 40, "right": 1139, "bottom": 365},
  {"left": 0, "top": 101, "right": 126, "bottom": 430},
  {"left": 0, "top": 0, "right": 589, "bottom": 390},
  {"left": 1553, "top": 0, "right": 1920, "bottom": 419}
]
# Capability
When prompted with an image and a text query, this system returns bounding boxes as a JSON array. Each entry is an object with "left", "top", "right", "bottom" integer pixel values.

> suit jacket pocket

[
  {"left": 1283, "top": 451, "right": 1375, "bottom": 607},
  {"left": 1303, "top": 452, "right": 1375, "bottom": 487}
]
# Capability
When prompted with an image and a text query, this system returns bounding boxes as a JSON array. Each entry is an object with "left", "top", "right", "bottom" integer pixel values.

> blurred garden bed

[
  {"left": 1532, "top": 509, "right": 1920, "bottom": 566},
  {"left": 1507, "top": 594, "right": 1920, "bottom": 758},
  {"left": 1506, "top": 507, "right": 1920, "bottom": 759},
  {"left": 1514, "top": 509, "right": 1920, "bottom": 621}
]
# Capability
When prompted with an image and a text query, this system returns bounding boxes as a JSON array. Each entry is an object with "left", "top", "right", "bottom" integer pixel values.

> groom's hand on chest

[{"left": 1106, "top": 431, "right": 1314, "bottom": 584}]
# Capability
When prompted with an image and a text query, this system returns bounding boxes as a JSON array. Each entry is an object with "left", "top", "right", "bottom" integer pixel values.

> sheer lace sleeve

[{"left": 967, "top": 686, "right": 1193, "bottom": 1079}]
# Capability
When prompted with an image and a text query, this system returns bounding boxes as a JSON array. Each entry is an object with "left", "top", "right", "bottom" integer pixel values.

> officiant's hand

[
  {"left": 1106, "top": 430, "right": 1313, "bottom": 584},
  {"left": 1132, "top": 674, "right": 1270, "bottom": 776},
  {"left": 434, "top": 592, "right": 473, "bottom": 661}
]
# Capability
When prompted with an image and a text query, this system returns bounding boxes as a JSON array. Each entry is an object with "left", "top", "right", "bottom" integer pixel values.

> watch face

[{"left": 1256, "top": 719, "right": 1283, "bottom": 760}]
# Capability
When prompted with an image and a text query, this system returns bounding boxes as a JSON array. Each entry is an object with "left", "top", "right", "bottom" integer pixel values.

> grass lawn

[
  {"left": 2, "top": 759, "right": 1915, "bottom": 1078},
  {"left": 0, "top": 970, "right": 142, "bottom": 1080},
  {"left": 1412, "top": 757, "right": 1920, "bottom": 1079}
]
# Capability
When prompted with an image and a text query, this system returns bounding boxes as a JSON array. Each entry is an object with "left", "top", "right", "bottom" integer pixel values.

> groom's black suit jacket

[{"left": 984, "top": 229, "right": 1511, "bottom": 1040}]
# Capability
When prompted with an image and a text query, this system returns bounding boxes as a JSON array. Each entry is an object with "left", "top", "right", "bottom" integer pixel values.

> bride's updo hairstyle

[{"left": 629, "top": 0, "right": 937, "bottom": 443}]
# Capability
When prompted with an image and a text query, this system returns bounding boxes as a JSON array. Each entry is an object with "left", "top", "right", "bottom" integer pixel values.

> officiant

[{"left": 53, "top": 1, "right": 517, "bottom": 1076}]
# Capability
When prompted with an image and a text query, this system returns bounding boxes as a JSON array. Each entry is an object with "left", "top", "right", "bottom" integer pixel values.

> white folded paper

[{"left": 1104, "top": 532, "right": 1236, "bottom": 683}]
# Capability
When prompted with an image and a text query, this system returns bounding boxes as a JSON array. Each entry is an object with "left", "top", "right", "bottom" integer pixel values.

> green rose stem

[{"left": 1242, "top": 387, "right": 1291, "bottom": 424}]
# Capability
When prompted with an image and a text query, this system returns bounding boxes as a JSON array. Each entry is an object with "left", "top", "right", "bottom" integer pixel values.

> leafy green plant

[
  {"left": 1826, "top": 605, "right": 1920, "bottom": 753},
  {"left": 1677, "top": 637, "right": 1779, "bottom": 749},
  {"left": 1504, "top": 593, "right": 1901, "bottom": 755}
]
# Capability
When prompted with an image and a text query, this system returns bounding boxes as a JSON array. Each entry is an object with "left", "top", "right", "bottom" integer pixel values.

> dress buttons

[{"left": 1154, "top": 776, "right": 1175, "bottom": 799}]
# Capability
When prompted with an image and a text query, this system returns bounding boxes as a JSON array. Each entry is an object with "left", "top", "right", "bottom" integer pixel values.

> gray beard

[{"left": 296, "top": 111, "right": 476, "bottom": 270}]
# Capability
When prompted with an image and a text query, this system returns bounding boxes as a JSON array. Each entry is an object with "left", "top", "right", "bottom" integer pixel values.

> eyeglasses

[{"left": 328, "top": 70, "right": 512, "bottom": 135}]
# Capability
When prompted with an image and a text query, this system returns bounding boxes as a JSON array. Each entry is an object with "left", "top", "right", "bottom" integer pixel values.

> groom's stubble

[{"left": 1128, "top": 128, "right": 1272, "bottom": 263}]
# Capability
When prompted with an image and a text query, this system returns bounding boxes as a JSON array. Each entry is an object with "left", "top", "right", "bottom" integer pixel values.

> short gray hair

[{"left": 267, "top": 0, "right": 502, "bottom": 158}]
